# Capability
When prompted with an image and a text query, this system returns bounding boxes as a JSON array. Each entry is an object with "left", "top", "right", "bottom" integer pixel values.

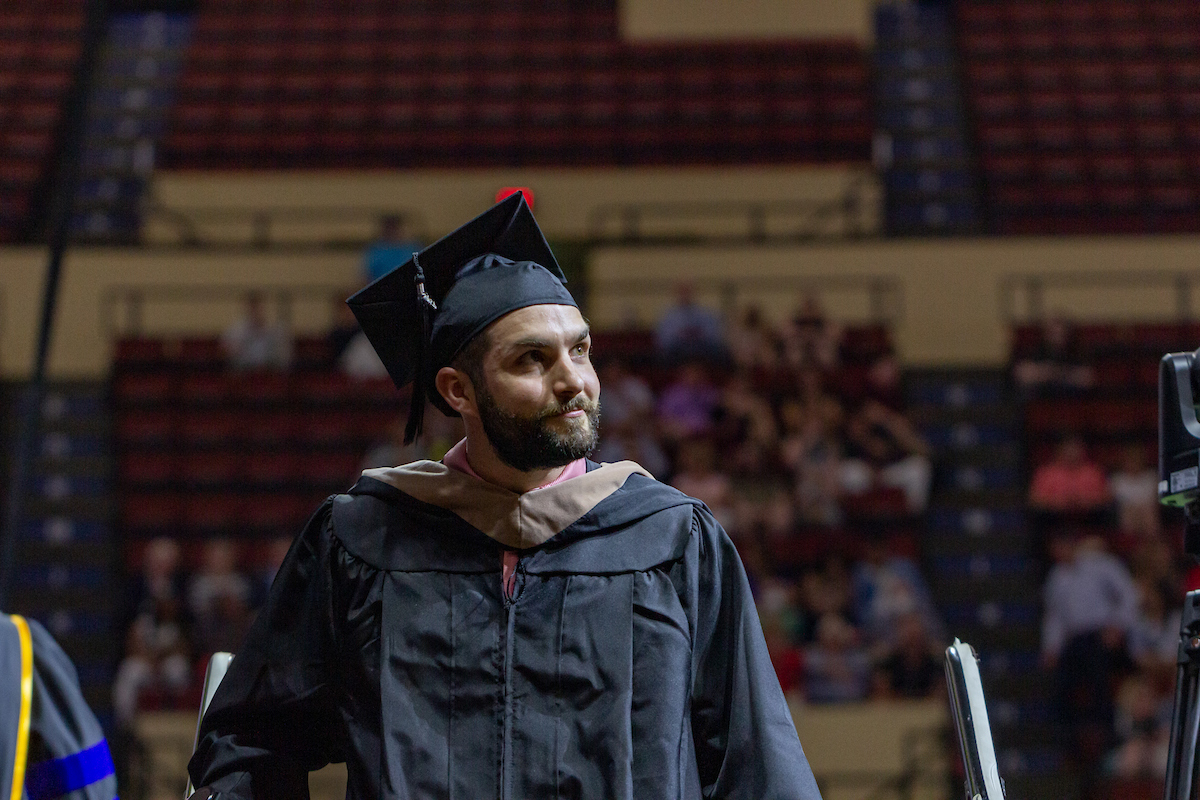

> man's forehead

[{"left": 485, "top": 303, "right": 588, "bottom": 347}]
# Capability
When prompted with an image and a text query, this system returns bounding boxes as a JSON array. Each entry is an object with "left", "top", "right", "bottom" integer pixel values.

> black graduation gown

[{"left": 189, "top": 462, "right": 822, "bottom": 800}]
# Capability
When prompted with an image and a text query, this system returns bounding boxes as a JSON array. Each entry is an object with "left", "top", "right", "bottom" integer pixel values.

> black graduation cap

[{"left": 347, "top": 193, "right": 576, "bottom": 443}]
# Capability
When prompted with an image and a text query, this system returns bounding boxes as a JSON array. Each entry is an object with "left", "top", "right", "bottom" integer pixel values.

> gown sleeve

[
  {"left": 687, "top": 508, "right": 823, "bottom": 800},
  {"left": 187, "top": 499, "right": 344, "bottom": 800}
]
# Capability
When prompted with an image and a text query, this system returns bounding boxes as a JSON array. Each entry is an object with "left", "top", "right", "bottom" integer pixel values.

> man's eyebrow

[{"left": 507, "top": 327, "right": 590, "bottom": 352}]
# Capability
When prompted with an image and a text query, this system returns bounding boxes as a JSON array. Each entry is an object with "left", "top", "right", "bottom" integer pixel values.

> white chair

[{"left": 185, "top": 652, "right": 233, "bottom": 799}]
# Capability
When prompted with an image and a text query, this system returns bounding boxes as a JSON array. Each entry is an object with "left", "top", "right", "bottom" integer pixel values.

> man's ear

[{"left": 435, "top": 366, "right": 475, "bottom": 416}]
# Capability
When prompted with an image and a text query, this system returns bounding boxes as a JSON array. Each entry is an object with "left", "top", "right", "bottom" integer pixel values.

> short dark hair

[{"left": 449, "top": 329, "right": 491, "bottom": 400}]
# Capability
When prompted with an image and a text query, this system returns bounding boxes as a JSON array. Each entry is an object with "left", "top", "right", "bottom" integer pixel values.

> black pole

[{"left": 0, "top": 0, "right": 108, "bottom": 608}]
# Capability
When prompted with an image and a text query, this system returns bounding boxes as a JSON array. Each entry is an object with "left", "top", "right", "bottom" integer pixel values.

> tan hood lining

[{"left": 361, "top": 460, "right": 652, "bottom": 550}]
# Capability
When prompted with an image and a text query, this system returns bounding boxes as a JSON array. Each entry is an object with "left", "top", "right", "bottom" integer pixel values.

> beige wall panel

[
  {"left": 149, "top": 166, "right": 876, "bottom": 244},
  {"left": 591, "top": 235, "right": 1200, "bottom": 367},
  {"left": 6, "top": 234, "right": 1200, "bottom": 378},
  {"left": 619, "top": 0, "right": 873, "bottom": 42},
  {"left": 0, "top": 248, "right": 360, "bottom": 379}
]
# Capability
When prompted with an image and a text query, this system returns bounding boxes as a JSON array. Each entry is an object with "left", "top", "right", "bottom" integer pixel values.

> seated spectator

[
  {"left": 221, "top": 292, "right": 293, "bottom": 371},
  {"left": 872, "top": 611, "right": 943, "bottom": 700},
  {"left": 1128, "top": 579, "right": 1180, "bottom": 679},
  {"left": 758, "top": 576, "right": 805, "bottom": 695},
  {"left": 799, "top": 555, "right": 855, "bottom": 641},
  {"left": 339, "top": 330, "right": 390, "bottom": 380},
  {"left": 670, "top": 437, "right": 735, "bottom": 530},
  {"left": 714, "top": 372, "right": 778, "bottom": 477},
  {"left": 1111, "top": 443, "right": 1161, "bottom": 538},
  {"left": 728, "top": 304, "right": 780, "bottom": 374},
  {"left": 113, "top": 540, "right": 193, "bottom": 724},
  {"left": 851, "top": 536, "right": 944, "bottom": 656},
  {"left": 779, "top": 398, "right": 844, "bottom": 527},
  {"left": 363, "top": 213, "right": 423, "bottom": 282},
  {"left": 654, "top": 281, "right": 727, "bottom": 364},
  {"left": 1106, "top": 675, "right": 1170, "bottom": 778},
  {"left": 781, "top": 293, "right": 841, "bottom": 374},
  {"left": 112, "top": 594, "right": 192, "bottom": 724},
  {"left": 595, "top": 356, "right": 656, "bottom": 435},
  {"left": 657, "top": 362, "right": 720, "bottom": 441},
  {"left": 803, "top": 613, "right": 871, "bottom": 703},
  {"left": 1042, "top": 531, "right": 1139, "bottom": 770},
  {"left": 187, "top": 539, "right": 253, "bottom": 655},
  {"left": 1012, "top": 314, "right": 1094, "bottom": 396},
  {"left": 1029, "top": 434, "right": 1111, "bottom": 514},
  {"left": 840, "top": 399, "right": 933, "bottom": 514}
]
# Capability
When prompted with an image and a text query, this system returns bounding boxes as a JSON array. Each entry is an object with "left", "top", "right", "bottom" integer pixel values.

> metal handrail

[
  {"left": 140, "top": 203, "right": 429, "bottom": 249},
  {"left": 101, "top": 283, "right": 351, "bottom": 337},
  {"left": 1001, "top": 269, "right": 1200, "bottom": 322},
  {"left": 591, "top": 273, "right": 903, "bottom": 323},
  {"left": 587, "top": 175, "right": 879, "bottom": 244}
]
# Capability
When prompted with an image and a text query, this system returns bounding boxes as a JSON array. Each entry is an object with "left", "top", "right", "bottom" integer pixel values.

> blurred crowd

[
  {"left": 114, "top": 286, "right": 947, "bottom": 731},
  {"left": 1017, "top": 317, "right": 1183, "bottom": 782}
]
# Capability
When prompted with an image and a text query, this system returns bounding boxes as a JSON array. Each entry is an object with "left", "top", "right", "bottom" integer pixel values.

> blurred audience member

[
  {"left": 728, "top": 304, "right": 780, "bottom": 373},
  {"left": 804, "top": 614, "right": 870, "bottom": 703},
  {"left": 800, "top": 555, "right": 855, "bottom": 638},
  {"left": 1106, "top": 675, "right": 1170, "bottom": 778},
  {"left": 339, "top": 330, "right": 390, "bottom": 380},
  {"left": 1042, "top": 532, "right": 1139, "bottom": 769},
  {"left": 1029, "top": 434, "right": 1111, "bottom": 514},
  {"left": 221, "top": 292, "right": 293, "bottom": 371},
  {"left": 658, "top": 362, "right": 720, "bottom": 441},
  {"left": 654, "top": 282, "right": 726, "bottom": 364},
  {"left": 715, "top": 372, "right": 778, "bottom": 477},
  {"left": 363, "top": 213, "right": 423, "bottom": 282},
  {"left": 1111, "top": 443, "right": 1161, "bottom": 538},
  {"left": 596, "top": 356, "right": 655, "bottom": 435},
  {"left": 187, "top": 539, "right": 253, "bottom": 655},
  {"left": 112, "top": 595, "right": 192, "bottom": 724},
  {"left": 840, "top": 399, "right": 933, "bottom": 514},
  {"left": 1128, "top": 579, "right": 1180, "bottom": 679},
  {"left": 851, "top": 536, "right": 944, "bottom": 656},
  {"left": 113, "top": 539, "right": 193, "bottom": 723},
  {"left": 782, "top": 294, "right": 841, "bottom": 374},
  {"left": 1012, "top": 315, "right": 1094, "bottom": 396},
  {"left": 872, "top": 611, "right": 943, "bottom": 700},
  {"left": 671, "top": 437, "right": 735, "bottom": 530},
  {"left": 779, "top": 398, "right": 844, "bottom": 526}
]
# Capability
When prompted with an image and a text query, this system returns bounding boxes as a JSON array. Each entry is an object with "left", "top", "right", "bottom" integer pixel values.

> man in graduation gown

[{"left": 188, "top": 194, "right": 823, "bottom": 800}]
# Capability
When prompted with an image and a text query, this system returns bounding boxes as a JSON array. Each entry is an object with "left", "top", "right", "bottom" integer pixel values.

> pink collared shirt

[{"left": 442, "top": 438, "right": 587, "bottom": 598}]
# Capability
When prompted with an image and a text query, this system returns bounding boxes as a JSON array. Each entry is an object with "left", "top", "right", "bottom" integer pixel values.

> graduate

[{"left": 188, "top": 194, "right": 822, "bottom": 800}]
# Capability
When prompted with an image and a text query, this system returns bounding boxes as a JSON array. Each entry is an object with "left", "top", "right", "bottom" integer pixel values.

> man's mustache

[{"left": 539, "top": 396, "right": 599, "bottom": 420}]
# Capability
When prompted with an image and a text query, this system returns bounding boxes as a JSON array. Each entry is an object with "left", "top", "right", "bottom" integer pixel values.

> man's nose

[{"left": 554, "top": 355, "right": 585, "bottom": 398}]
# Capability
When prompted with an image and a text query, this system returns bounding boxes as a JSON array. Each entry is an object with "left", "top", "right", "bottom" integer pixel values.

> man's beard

[{"left": 476, "top": 386, "right": 600, "bottom": 472}]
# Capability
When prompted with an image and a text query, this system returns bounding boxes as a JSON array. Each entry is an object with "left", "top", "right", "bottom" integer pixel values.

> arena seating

[
  {"left": 958, "top": 0, "right": 1200, "bottom": 233},
  {"left": 160, "top": 0, "right": 871, "bottom": 169},
  {"left": 113, "top": 336, "right": 399, "bottom": 554},
  {"left": 0, "top": 1, "right": 87, "bottom": 241}
]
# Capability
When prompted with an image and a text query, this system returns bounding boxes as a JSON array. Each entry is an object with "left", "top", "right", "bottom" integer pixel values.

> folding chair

[{"left": 185, "top": 652, "right": 233, "bottom": 799}]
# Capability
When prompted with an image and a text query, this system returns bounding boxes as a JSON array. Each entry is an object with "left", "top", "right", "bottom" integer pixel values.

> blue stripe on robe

[{"left": 24, "top": 739, "right": 114, "bottom": 800}]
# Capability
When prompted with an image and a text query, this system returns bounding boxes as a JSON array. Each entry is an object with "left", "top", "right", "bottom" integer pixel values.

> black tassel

[{"left": 404, "top": 253, "right": 438, "bottom": 445}]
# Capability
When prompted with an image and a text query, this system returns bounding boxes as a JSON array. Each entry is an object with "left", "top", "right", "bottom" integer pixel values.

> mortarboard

[{"left": 347, "top": 193, "right": 577, "bottom": 443}]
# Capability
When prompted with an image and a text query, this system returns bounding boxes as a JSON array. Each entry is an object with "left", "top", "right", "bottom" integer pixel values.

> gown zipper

[{"left": 500, "top": 550, "right": 520, "bottom": 800}]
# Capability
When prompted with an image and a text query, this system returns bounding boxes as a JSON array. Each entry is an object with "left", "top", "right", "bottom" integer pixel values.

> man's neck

[{"left": 446, "top": 436, "right": 567, "bottom": 494}]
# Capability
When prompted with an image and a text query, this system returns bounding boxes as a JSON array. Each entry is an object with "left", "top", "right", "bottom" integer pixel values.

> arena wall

[
  {"left": 146, "top": 166, "right": 876, "bottom": 245},
  {"left": 3, "top": 234, "right": 1200, "bottom": 378},
  {"left": 618, "top": 0, "right": 874, "bottom": 42}
]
